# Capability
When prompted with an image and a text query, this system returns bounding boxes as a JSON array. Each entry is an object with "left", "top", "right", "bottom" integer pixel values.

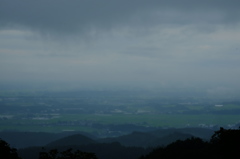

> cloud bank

[
  {"left": 1, "top": 0, "right": 240, "bottom": 35},
  {"left": 0, "top": 0, "right": 240, "bottom": 95}
]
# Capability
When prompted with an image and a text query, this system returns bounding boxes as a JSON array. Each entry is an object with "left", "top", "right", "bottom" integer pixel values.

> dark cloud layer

[
  {"left": 0, "top": 0, "right": 240, "bottom": 94},
  {"left": 1, "top": 0, "right": 240, "bottom": 35}
]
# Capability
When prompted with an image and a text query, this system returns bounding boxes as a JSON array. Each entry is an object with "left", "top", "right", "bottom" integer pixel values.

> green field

[
  {"left": 1, "top": 90, "right": 240, "bottom": 133},
  {"left": 1, "top": 113, "right": 240, "bottom": 133}
]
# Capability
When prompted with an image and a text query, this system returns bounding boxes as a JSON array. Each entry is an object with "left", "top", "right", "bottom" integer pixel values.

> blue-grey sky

[{"left": 0, "top": 0, "right": 240, "bottom": 94}]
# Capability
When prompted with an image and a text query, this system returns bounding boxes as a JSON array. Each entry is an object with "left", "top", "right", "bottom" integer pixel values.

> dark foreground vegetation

[
  {"left": 141, "top": 127, "right": 240, "bottom": 159},
  {"left": 1, "top": 127, "right": 240, "bottom": 159}
]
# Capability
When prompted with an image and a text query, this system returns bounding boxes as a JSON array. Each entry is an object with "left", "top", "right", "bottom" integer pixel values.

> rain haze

[
  {"left": 2, "top": 1, "right": 240, "bottom": 156},
  {"left": 0, "top": 0, "right": 240, "bottom": 96}
]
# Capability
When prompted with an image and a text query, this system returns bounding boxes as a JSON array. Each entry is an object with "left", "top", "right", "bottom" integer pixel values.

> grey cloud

[
  {"left": 1, "top": 0, "right": 240, "bottom": 93},
  {"left": 1, "top": 0, "right": 240, "bottom": 36}
]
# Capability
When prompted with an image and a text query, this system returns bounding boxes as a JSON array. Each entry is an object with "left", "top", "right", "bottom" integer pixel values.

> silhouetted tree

[
  {"left": 39, "top": 149, "right": 58, "bottom": 159},
  {"left": 141, "top": 137, "right": 209, "bottom": 159},
  {"left": 0, "top": 139, "right": 21, "bottom": 159},
  {"left": 211, "top": 127, "right": 240, "bottom": 158}
]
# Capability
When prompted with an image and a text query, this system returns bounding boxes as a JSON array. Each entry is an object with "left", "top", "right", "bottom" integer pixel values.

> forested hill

[
  {"left": 0, "top": 127, "right": 214, "bottom": 148},
  {"left": 141, "top": 128, "right": 240, "bottom": 159},
  {"left": 1, "top": 128, "right": 240, "bottom": 159},
  {"left": 46, "top": 134, "right": 96, "bottom": 147},
  {"left": 0, "top": 131, "right": 94, "bottom": 148},
  {"left": 98, "top": 131, "right": 193, "bottom": 147}
]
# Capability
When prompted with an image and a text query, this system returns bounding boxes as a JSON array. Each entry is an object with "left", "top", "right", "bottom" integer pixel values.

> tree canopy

[{"left": 0, "top": 138, "right": 21, "bottom": 159}]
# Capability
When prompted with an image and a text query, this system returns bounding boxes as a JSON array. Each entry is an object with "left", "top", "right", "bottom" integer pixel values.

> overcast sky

[{"left": 0, "top": 0, "right": 240, "bottom": 94}]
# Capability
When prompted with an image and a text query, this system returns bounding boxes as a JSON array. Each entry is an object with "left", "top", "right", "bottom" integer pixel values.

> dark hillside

[
  {"left": 65, "top": 142, "right": 147, "bottom": 159},
  {"left": 14, "top": 128, "right": 240, "bottom": 159},
  {"left": 46, "top": 134, "right": 97, "bottom": 147},
  {"left": 98, "top": 127, "right": 213, "bottom": 147},
  {"left": 141, "top": 128, "right": 240, "bottom": 159},
  {"left": 152, "top": 132, "right": 193, "bottom": 147},
  {"left": 99, "top": 131, "right": 193, "bottom": 147},
  {"left": 0, "top": 131, "right": 93, "bottom": 148},
  {"left": 18, "top": 142, "right": 149, "bottom": 159},
  {"left": 149, "top": 127, "right": 214, "bottom": 140},
  {"left": 140, "top": 137, "right": 211, "bottom": 159},
  {"left": 0, "top": 127, "right": 214, "bottom": 149},
  {"left": 99, "top": 131, "right": 158, "bottom": 147}
]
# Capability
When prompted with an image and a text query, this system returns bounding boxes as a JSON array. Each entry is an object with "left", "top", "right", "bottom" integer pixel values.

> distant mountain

[
  {"left": 15, "top": 128, "right": 240, "bottom": 159},
  {"left": 46, "top": 134, "right": 97, "bottom": 147},
  {"left": 99, "top": 131, "right": 158, "bottom": 147},
  {"left": 152, "top": 132, "right": 193, "bottom": 146},
  {"left": 0, "top": 131, "right": 94, "bottom": 148},
  {"left": 0, "top": 127, "right": 214, "bottom": 149},
  {"left": 99, "top": 131, "right": 193, "bottom": 147},
  {"left": 18, "top": 142, "right": 148, "bottom": 159},
  {"left": 177, "top": 127, "right": 215, "bottom": 139},
  {"left": 148, "top": 127, "right": 214, "bottom": 140},
  {"left": 140, "top": 128, "right": 240, "bottom": 159},
  {"left": 44, "top": 129, "right": 199, "bottom": 148}
]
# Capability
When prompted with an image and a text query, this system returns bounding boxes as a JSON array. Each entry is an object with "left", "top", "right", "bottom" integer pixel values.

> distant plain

[{"left": 1, "top": 90, "right": 240, "bottom": 136}]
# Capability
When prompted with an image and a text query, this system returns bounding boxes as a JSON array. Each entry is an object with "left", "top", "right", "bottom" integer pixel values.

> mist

[{"left": 1, "top": 0, "right": 240, "bottom": 97}]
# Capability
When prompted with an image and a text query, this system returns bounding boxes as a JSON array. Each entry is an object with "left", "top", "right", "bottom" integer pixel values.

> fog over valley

[{"left": 1, "top": 1, "right": 240, "bottom": 159}]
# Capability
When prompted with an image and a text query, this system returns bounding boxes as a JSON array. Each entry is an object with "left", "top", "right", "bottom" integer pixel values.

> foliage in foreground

[
  {"left": 1, "top": 127, "right": 240, "bottom": 159},
  {"left": 140, "top": 127, "right": 240, "bottom": 159},
  {"left": 0, "top": 138, "right": 21, "bottom": 159}
]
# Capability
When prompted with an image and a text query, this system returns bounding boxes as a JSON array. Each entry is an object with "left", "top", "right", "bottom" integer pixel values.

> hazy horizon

[{"left": 1, "top": 0, "right": 240, "bottom": 96}]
